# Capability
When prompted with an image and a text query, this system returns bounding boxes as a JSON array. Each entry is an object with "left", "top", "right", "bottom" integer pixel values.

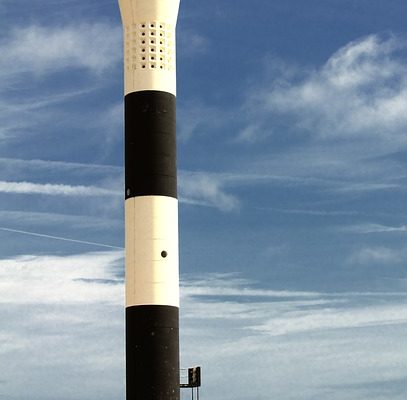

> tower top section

[{"left": 118, "top": 0, "right": 181, "bottom": 96}]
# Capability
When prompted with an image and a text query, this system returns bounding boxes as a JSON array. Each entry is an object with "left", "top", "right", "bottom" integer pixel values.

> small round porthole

[{"left": 161, "top": 251, "right": 168, "bottom": 258}]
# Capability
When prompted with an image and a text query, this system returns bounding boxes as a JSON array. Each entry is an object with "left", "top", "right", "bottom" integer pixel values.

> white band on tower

[{"left": 119, "top": 0, "right": 180, "bottom": 95}]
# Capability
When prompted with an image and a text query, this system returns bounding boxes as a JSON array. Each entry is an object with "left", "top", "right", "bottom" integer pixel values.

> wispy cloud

[
  {"left": 263, "top": 34, "right": 407, "bottom": 141},
  {"left": 0, "top": 250, "right": 124, "bottom": 399},
  {"left": 346, "top": 223, "right": 407, "bottom": 234},
  {"left": 0, "top": 23, "right": 121, "bottom": 77},
  {"left": 0, "top": 251, "right": 123, "bottom": 305},
  {"left": 0, "top": 158, "right": 122, "bottom": 190},
  {"left": 180, "top": 274, "right": 407, "bottom": 399},
  {"left": 0, "top": 209, "right": 119, "bottom": 229},
  {"left": 0, "top": 89, "right": 102, "bottom": 139},
  {"left": 221, "top": 34, "right": 407, "bottom": 200},
  {"left": 178, "top": 30, "right": 210, "bottom": 55},
  {"left": 0, "top": 180, "right": 120, "bottom": 197},
  {"left": 1, "top": 258, "right": 407, "bottom": 399},
  {"left": 179, "top": 171, "right": 239, "bottom": 211},
  {"left": 348, "top": 246, "right": 405, "bottom": 265},
  {"left": 235, "top": 123, "right": 272, "bottom": 143},
  {"left": 181, "top": 273, "right": 321, "bottom": 300},
  {"left": 178, "top": 100, "right": 226, "bottom": 141},
  {"left": 180, "top": 274, "right": 407, "bottom": 345}
]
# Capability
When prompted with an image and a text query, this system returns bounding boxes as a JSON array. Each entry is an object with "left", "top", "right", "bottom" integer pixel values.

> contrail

[{"left": 0, "top": 226, "right": 123, "bottom": 250}]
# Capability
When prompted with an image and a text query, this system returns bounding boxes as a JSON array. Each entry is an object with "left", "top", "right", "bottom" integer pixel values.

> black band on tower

[
  {"left": 125, "top": 91, "right": 177, "bottom": 199},
  {"left": 126, "top": 305, "right": 180, "bottom": 400}
]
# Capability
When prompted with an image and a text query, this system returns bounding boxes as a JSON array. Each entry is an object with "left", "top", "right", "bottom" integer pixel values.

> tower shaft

[{"left": 118, "top": 1, "right": 181, "bottom": 399}]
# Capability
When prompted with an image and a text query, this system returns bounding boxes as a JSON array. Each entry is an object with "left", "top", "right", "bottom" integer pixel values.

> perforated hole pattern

[{"left": 125, "top": 22, "right": 175, "bottom": 71}]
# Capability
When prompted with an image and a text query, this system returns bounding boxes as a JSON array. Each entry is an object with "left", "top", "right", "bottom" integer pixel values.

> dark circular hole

[{"left": 161, "top": 251, "right": 168, "bottom": 258}]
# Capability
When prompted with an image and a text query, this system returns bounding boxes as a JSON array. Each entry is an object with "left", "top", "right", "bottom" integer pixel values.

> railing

[{"left": 180, "top": 366, "right": 201, "bottom": 400}]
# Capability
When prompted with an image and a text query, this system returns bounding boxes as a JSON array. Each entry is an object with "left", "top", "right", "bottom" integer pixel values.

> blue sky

[{"left": 1, "top": 0, "right": 407, "bottom": 399}]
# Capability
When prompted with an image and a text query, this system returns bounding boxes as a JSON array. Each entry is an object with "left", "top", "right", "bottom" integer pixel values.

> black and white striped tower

[{"left": 118, "top": 1, "right": 181, "bottom": 400}]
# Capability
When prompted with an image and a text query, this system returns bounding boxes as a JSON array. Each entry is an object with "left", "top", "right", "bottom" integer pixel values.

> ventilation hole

[
  {"left": 151, "top": 48, "right": 155, "bottom": 52},
  {"left": 141, "top": 40, "right": 145, "bottom": 44},
  {"left": 151, "top": 31, "right": 155, "bottom": 36},
  {"left": 142, "top": 56, "right": 146, "bottom": 60},
  {"left": 151, "top": 40, "right": 155, "bottom": 44},
  {"left": 141, "top": 24, "right": 145, "bottom": 28},
  {"left": 150, "top": 23, "right": 154, "bottom": 28},
  {"left": 151, "top": 64, "right": 155, "bottom": 68},
  {"left": 161, "top": 251, "right": 168, "bottom": 258},
  {"left": 141, "top": 32, "right": 145, "bottom": 36},
  {"left": 151, "top": 56, "right": 155, "bottom": 60},
  {"left": 142, "top": 48, "right": 146, "bottom": 52},
  {"left": 142, "top": 65, "right": 146, "bottom": 69}
]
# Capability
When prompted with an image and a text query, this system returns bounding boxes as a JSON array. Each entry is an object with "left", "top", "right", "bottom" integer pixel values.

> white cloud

[
  {"left": 0, "top": 209, "right": 119, "bottom": 229},
  {"left": 225, "top": 34, "right": 407, "bottom": 196},
  {"left": 181, "top": 273, "right": 320, "bottom": 300},
  {"left": 0, "top": 23, "right": 121, "bottom": 77},
  {"left": 348, "top": 246, "right": 404, "bottom": 265},
  {"left": 0, "top": 251, "right": 123, "bottom": 305},
  {"left": 0, "top": 180, "right": 120, "bottom": 197},
  {"left": 178, "top": 100, "right": 225, "bottom": 141},
  {"left": 0, "top": 23, "right": 122, "bottom": 141},
  {"left": 97, "top": 102, "right": 124, "bottom": 148},
  {"left": 0, "top": 89, "right": 97, "bottom": 139},
  {"left": 251, "top": 303, "right": 407, "bottom": 336},
  {"left": 235, "top": 123, "right": 272, "bottom": 143},
  {"left": 1, "top": 259, "right": 407, "bottom": 399},
  {"left": 333, "top": 182, "right": 401, "bottom": 193},
  {"left": 180, "top": 274, "right": 407, "bottom": 400},
  {"left": 0, "top": 158, "right": 122, "bottom": 194},
  {"left": 181, "top": 274, "right": 407, "bottom": 332},
  {"left": 0, "top": 250, "right": 124, "bottom": 400},
  {"left": 346, "top": 223, "right": 407, "bottom": 234},
  {"left": 179, "top": 30, "right": 210, "bottom": 55},
  {"left": 179, "top": 171, "right": 239, "bottom": 211},
  {"left": 0, "top": 157, "right": 121, "bottom": 174},
  {"left": 264, "top": 34, "right": 407, "bottom": 140}
]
